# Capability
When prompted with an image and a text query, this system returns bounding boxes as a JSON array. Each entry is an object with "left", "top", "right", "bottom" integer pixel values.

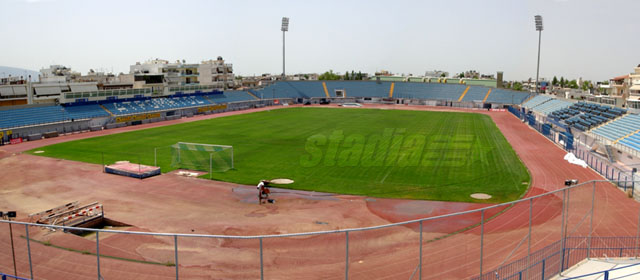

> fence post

[
  {"left": 345, "top": 231, "right": 349, "bottom": 280},
  {"left": 96, "top": 231, "right": 101, "bottom": 280},
  {"left": 527, "top": 198, "right": 532, "bottom": 279},
  {"left": 25, "top": 225, "right": 34, "bottom": 280},
  {"left": 419, "top": 221, "right": 423, "bottom": 280},
  {"left": 480, "top": 209, "right": 485, "bottom": 277},
  {"left": 541, "top": 258, "right": 545, "bottom": 280},
  {"left": 636, "top": 206, "right": 640, "bottom": 258},
  {"left": 633, "top": 173, "right": 636, "bottom": 195},
  {"left": 560, "top": 189, "right": 567, "bottom": 274},
  {"left": 174, "top": 235, "right": 179, "bottom": 280},
  {"left": 600, "top": 161, "right": 603, "bottom": 174},
  {"left": 604, "top": 270, "right": 609, "bottom": 280},
  {"left": 260, "top": 237, "right": 264, "bottom": 280},
  {"left": 588, "top": 181, "right": 596, "bottom": 259}
]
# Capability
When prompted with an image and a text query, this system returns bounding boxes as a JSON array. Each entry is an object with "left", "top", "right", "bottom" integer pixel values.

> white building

[
  {"left": 129, "top": 57, "right": 234, "bottom": 89},
  {"left": 197, "top": 57, "right": 234, "bottom": 88},
  {"left": 39, "top": 65, "right": 81, "bottom": 83},
  {"left": 630, "top": 65, "right": 640, "bottom": 96},
  {"left": 424, "top": 70, "right": 448, "bottom": 78}
]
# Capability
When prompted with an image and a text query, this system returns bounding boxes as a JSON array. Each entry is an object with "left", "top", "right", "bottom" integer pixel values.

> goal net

[{"left": 170, "top": 142, "right": 234, "bottom": 174}]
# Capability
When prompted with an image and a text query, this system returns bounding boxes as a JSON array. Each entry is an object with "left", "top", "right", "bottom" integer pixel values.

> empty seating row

[
  {"left": 209, "top": 91, "right": 256, "bottom": 103},
  {"left": 460, "top": 86, "right": 490, "bottom": 102},
  {"left": 485, "top": 89, "right": 530, "bottom": 104},
  {"left": 255, "top": 81, "right": 529, "bottom": 103},
  {"left": 255, "top": 82, "right": 327, "bottom": 99},
  {"left": 0, "top": 81, "right": 535, "bottom": 129},
  {"left": 549, "top": 101, "right": 627, "bottom": 132},
  {"left": 591, "top": 114, "right": 640, "bottom": 141},
  {"left": 522, "top": 95, "right": 553, "bottom": 109},
  {"left": 619, "top": 134, "right": 640, "bottom": 151},
  {"left": 531, "top": 99, "right": 572, "bottom": 115},
  {"left": 0, "top": 92, "right": 253, "bottom": 129},
  {"left": 101, "top": 95, "right": 215, "bottom": 115},
  {"left": 64, "top": 104, "right": 110, "bottom": 119},
  {"left": 394, "top": 83, "right": 467, "bottom": 100},
  {"left": 0, "top": 105, "right": 69, "bottom": 129}
]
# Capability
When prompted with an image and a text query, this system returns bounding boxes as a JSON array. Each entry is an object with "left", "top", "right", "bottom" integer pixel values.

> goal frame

[{"left": 156, "top": 142, "right": 234, "bottom": 177}]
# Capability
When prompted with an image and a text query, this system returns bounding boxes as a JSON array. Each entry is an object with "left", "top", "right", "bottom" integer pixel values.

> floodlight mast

[
  {"left": 281, "top": 17, "right": 289, "bottom": 80},
  {"left": 535, "top": 15, "right": 543, "bottom": 95}
]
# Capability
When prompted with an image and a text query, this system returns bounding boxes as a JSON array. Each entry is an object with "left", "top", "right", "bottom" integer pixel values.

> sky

[{"left": 0, "top": 0, "right": 638, "bottom": 82}]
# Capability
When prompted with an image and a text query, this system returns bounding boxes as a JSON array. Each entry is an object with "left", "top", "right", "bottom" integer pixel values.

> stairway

[{"left": 605, "top": 145, "right": 616, "bottom": 163}]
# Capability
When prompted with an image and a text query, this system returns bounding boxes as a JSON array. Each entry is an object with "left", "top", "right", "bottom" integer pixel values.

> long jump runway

[{"left": 0, "top": 104, "right": 638, "bottom": 279}]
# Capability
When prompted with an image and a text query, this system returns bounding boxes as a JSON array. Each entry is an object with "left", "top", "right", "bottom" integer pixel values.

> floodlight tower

[
  {"left": 281, "top": 17, "right": 289, "bottom": 80},
  {"left": 534, "top": 15, "right": 543, "bottom": 94}
]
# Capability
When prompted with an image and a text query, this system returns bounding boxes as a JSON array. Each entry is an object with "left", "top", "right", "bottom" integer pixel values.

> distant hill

[{"left": 0, "top": 66, "right": 40, "bottom": 81}]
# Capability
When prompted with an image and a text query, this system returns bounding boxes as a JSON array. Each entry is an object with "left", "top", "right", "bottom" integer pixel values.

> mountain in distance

[{"left": 0, "top": 66, "right": 40, "bottom": 81}]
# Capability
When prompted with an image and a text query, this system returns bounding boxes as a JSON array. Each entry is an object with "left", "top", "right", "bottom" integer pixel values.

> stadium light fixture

[
  {"left": 281, "top": 17, "right": 289, "bottom": 80},
  {"left": 534, "top": 15, "right": 543, "bottom": 95}
]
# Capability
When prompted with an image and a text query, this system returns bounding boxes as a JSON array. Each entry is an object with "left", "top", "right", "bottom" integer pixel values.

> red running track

[{"left": 0, "top": 104, "right": 638, "bottom": 279}]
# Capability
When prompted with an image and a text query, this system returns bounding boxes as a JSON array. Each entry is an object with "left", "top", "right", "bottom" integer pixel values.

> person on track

[{"left": 257, "top": 180, "right": 271, "bottom": 204}]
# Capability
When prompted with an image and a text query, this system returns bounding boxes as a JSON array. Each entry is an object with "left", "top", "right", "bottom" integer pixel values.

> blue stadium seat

[{"left": 0, "top": 105, "right": 69, "bottom": 129}]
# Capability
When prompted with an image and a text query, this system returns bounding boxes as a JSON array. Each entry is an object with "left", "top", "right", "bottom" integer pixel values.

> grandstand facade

[{"left": 0, "top": 81, "right": 529, "bottom": 144}]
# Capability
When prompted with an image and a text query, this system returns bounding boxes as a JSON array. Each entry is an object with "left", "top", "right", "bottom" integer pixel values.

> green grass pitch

[{"left": 28, "top": 107, "right": 530, "bottom": 202}]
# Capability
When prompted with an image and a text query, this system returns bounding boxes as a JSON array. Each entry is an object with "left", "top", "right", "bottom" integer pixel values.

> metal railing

[
  {"left": 0, "top": 272, "right": 31, "bottom": 280},
  {"left": 561, "top": 259, "right": 640, "bottom": 280},
  {"left": 1, "top": 178, "right": 638, "bottom": 279},
  {"left": 510, "top": 106, "right": 638, "bottom": 196}
]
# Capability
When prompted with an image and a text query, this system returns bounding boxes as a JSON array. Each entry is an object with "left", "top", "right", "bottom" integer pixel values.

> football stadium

[{"left": 2, "top": 2, "right": 640, "bottom": 280}]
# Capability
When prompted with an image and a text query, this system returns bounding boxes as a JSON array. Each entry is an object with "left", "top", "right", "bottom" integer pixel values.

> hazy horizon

[{"left": 1, "top": 0, "right": 639, "bottom": 82}]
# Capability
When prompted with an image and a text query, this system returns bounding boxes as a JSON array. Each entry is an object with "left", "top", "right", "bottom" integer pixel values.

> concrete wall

[{"left": 2, "top": 119, "right": 91, "bottom": 142}]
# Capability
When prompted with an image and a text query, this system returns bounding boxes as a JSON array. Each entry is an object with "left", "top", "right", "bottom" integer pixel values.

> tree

[
  {"left": 458, "top": 73, "right": 464, "bottom": 78},
  {"left": 568, "top": 79, "right": 579, "bottom": 89},
  {"left": 513, "top": 82, "right": 523, "bottom": 91},
  {"left": 356, "top": 71, "right": 363, "bottom": 80},
  {"left": 318, "top": 70, "right": 341, "bottom": 80},
  {"left": 552, "top": 76, "right": 558, "bottom": 86},
  {"left": 560, "top": 77, "right": 566, "bottom": 88},
  {"left": 344, "top": 71, "right": 349, "bottom": 80},
  {"left": 440, "top": 73, "right": 446, "bottom": 77},
  {"left": 581, "top": 80, "right": 591, "bottom": 91}
]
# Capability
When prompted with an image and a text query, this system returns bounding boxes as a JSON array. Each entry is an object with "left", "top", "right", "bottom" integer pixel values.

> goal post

[{"left": 170, "top": 142, "right": 234, "bottom": 176}]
